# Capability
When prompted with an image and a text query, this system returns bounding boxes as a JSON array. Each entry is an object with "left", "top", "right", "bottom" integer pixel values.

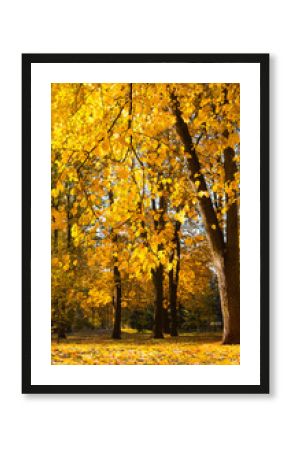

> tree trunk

[
  {"left": 152, "top": 264, "right": 164, "bottom": 338},
  {"left": 223, "top": 147, "right": 240, "bottom": 343},
  {"left": 152, "top": 196, "right": 165, "bottom": 338},
  {"left": 171, "top": 93, "right": 240, "bottom": 344},
  {"left": 53, "top": 229, "right": 58, "bottom": 252},
  {"left": 169, "top": 274, "right": 178, "bottom": 336},
  {"left": 163, "top": 307, "right": 170, "bottom": 334},
  {"left": 112, "top": 264, "right": 122, "bottom": 339},
  {"left": 169, "top": 220, "right": 181, "bottom": 336},
  {"left": 57, "top": 295, "right": 67, "bottom": 341},
  {"left": 56, "top": 194, "right": 72, "bottom": 341},
  {"left": 109, "top": 189, "right": 122, "bottom": 339},
  {"left": 57, "top": 326, "right": 66, "bottom": 341},
  {"left": 66, "top": 191, "right": 72, "bottom": 249}
]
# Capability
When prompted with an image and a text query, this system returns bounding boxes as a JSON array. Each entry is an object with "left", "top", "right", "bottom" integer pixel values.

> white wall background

[{"left": 0, "top": 1, "right": 286, "bottom": 449}]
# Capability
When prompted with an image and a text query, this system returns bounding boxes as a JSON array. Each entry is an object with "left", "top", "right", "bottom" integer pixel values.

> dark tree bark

[
  {"left": 109, "top": 189, "right": 123, "bottom": 339},
  {"left": 112, "top": 264, "right": 122, "bottom": 339},
  {"left": 56, "top": 194, "right": 73, "bottom": 341},
  {"left": 57, "top": 326, "right": 66, "bottom": 341},
  {"left": 57, "top": 296, "right": 67, "bottom": 342},
  {"left": 53, "top": 229, "right": 59, "bottom": 252},
  {"left": 152, "top": 264, "right": 165, "bottom": 338},
  {"left": 152, "top": 197, "right": 165, "bottom": 339},
  {"left": 52, "top": 202, "right": 62, "bottom": 340},
  {"left": 162, "top": 307, "right": 170, "bottom": 334},
  {"left": 169, "top": 220, "right": 181, "bottom": 336},
  {"left": 171, "top": 93, "right": 240, "bottom": 344},
  {"left": 223, "top": 147, "right": 240, "bottom": 343},
  {"left": 66, "top": 191, "right": 72, "bottom": 249},
  {"left": 168, "top": 266, "right": 176, "bottom": 335}
]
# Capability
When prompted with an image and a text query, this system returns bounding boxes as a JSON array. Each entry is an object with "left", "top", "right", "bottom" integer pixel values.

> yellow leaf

[
  {"left": 71, "top": 223, "right": 79, "bottom": 238},
  {"left": 51, "top": 188, "right": 58, "bottom": 198},
  {"left": 52, "top": 257, "right": 59, "bottom": 267},
  {"left": 198, "top": 191, "right": 209, "bottom": 198}
]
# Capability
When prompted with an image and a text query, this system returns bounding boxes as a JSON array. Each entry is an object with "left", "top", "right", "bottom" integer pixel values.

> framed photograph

[{"left": 22, "top": 53, "right": 269, "bottom": 394}]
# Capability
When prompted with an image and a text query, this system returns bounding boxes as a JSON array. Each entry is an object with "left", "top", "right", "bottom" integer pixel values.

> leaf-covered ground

[{"left": 51, "top": 331, "right": 240, "bottom": 365}]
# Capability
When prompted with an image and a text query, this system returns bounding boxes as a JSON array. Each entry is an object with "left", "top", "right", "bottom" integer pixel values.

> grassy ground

[{"left": 51, "top": 330, "right": 240, "bottom": 365}]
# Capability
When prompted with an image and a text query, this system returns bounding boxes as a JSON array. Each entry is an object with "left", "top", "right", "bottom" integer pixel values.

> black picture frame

[{"left": 22, "top": 53, "right": 269, "bottom": 394}]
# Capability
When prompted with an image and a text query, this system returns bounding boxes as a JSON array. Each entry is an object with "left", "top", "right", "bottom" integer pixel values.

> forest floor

[{"left": 51, "top": 330, "right": 240, "bottom": 365}]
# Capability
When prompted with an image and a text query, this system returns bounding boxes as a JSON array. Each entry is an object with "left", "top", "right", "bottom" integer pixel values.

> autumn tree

[
  {"left": 51, "top": 82, "right": 240, "bottom": 344},
  {"left": 169, "top": 84, "right": 240, "bottom": 343}
]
